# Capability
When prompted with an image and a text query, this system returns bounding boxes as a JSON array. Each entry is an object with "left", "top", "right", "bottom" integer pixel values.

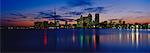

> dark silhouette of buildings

[
  {"left": 95, "top": 14, "right": 99, "bottom": 28},
  {"left": 33, "top": 12, "right": 150, "bottom": 29},
  {"left": 76, "top": 13, "right": 93, "bottom": 28}
]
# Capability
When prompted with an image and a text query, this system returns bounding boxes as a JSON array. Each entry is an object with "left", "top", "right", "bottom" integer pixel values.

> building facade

[
  {"left": 77, "top": 13, "right": 93, "bottom": 28},
  {"left": 95, "top": 13, "right": 100, "bottom": 28}
]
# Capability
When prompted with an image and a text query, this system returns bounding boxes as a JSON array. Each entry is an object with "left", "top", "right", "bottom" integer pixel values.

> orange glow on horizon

[
  {"left": 3, "top": 17, "right": 150, "bottom": 26},
  {"left": 5, "top": 21, "right": 34, "bottom": 26}
]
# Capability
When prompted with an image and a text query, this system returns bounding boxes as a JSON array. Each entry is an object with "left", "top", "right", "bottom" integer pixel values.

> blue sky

[
  {"left": 1, "top": 0, "right": 150, "bottom": 17},
  {"left": 1, "top": 0, "right": 150, "bottom": 26}
]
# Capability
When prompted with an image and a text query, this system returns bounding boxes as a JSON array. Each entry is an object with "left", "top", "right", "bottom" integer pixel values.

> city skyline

[{"left": 1, "top": 0, "right": 150, "bottom": 26}]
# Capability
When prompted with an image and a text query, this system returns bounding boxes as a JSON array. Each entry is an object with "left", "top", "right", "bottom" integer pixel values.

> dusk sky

[{"left": 1, "top": 0, "right": 150, "bottom": 26}]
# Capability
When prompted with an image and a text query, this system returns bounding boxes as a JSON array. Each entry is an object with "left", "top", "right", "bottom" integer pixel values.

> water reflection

[
  {"left": 148, "top": 29, "right": 150, "bottom": 44},
  {"left": 99, "top": 29, "right": 149, "bottom": 48},
  {"left": 135, "top": 28, "right": 139, "bottom": 48},
  {"left": 131, "top": 29, "right": 135, "bottom": 46},
  {"left": 2, "top": 29, "right": 150, "bottom": 52},
  {"left": 53, "top": 29, "right": 150, "bottom": 51}
]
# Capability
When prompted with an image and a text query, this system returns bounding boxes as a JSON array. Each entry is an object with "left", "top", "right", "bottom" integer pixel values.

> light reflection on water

[
  {"left": 2, "top": 29, "right": 150, "bottom": 52},
  {"left": 54, "top": 29, "right": 150, "bottom": 51}
]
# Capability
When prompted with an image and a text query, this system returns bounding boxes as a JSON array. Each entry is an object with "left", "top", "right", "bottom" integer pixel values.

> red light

[{"left": 44, "top": 30, "right": 47, "bottom": 48}]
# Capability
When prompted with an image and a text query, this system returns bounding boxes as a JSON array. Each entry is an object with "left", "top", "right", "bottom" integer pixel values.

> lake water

[{"left": 1, "top": 29, "right": 150, "bottom": 52}]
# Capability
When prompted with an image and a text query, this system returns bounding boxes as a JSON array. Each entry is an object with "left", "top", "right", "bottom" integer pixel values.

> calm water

[{"left": 1, "top": 29, "right": 150, "bottom": 52}]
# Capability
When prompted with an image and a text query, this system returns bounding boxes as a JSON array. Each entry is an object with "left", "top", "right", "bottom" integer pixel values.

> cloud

[
  {"left": 68, "top": 0, "right": 92, "bottom": 7},
  {"left": 65, "top": 11, "right": 83, "bottom": 15},
  {"left": 36, "top": 12, "right": 53, "bottom": 18},
  {"left": 61, "top": 15, "right": 73, "bottom": 17},
  {"left": 36, "top": 10, "right": 62, "bottom": 19},
  {"left": 134, "top": 11, "right": 143, "bottom": 13},
  {"left": 2, "top": 19, "right": 19, "bottom": 22},
  {"left": 10, "top": 12, "right": 27, "bottom": 18},
  {"left": 84, "top": 7, "right": 104, "bottom": 13},
  {"left": 129, "top": 10, "right": 144, "bottom": 14},
  {"left": 58, "top": 7, "right": 71, "bottom": 11}
]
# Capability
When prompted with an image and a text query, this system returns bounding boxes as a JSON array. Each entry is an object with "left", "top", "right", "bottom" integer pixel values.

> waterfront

[{"left": 1, "top": 29, "right": 150, "bottom": 52}]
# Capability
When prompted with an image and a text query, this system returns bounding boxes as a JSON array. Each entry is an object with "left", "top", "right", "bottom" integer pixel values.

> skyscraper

[
  {"left": 88, "top": 13, "right": 92, "bottom": 22},
  {"left": 88, "top": 13, "right": 92, "bottom": 28},
  {"left": 95, "top": 13, "right": 99, "bottom": 28},
  {"left": 76, "top": 14, "right": 93, "bottom": 28}
]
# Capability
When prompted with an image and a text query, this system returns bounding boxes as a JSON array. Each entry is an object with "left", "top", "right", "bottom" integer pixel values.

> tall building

[
  {"left": 34, "top": 22, "right": 42, "bottom": 27},
  {"left": 88, "top": 13, "right": 92, "bottom": 22},
  {"left": 43, "top": 21, "right": 48, "bottom": 27},
  {"left": 76, "top": 14, "right": 93, "bottom": 28},
  {"left": 55, "top": 20, "right": 59, "bottom": 27},
  {"left": 95, "top": 13, "right": 99, "bottom": 28},
  {"left": 65, "top": 21, "right": 68, "bottom": 28},
  {"left": 88, "top": 13, "right": 93, "bottom": 28},
  {"left": 34, "top": 21, "right": 48, "bottom": 28}
]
